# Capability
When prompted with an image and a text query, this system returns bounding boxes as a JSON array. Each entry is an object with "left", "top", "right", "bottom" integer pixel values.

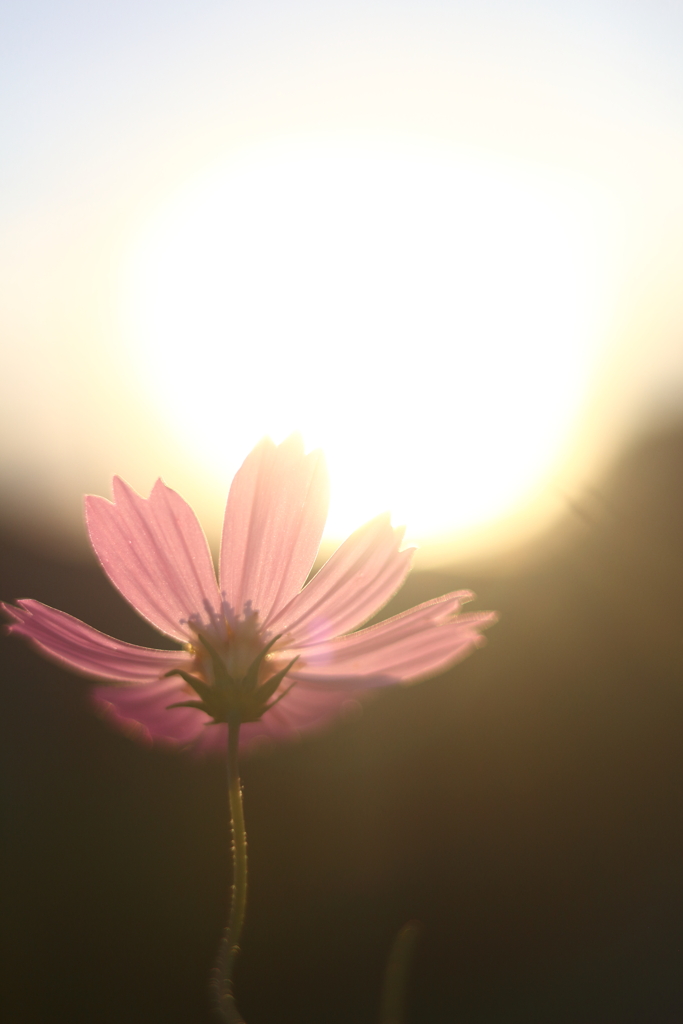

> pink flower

[{"left": 3, "top": 436, "right": 496, "bottom": 753}]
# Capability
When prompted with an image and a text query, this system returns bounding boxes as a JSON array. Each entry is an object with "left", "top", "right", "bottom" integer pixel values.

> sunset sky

[{"left": 3, "top": 0, "right": 683, "bottom": 561}]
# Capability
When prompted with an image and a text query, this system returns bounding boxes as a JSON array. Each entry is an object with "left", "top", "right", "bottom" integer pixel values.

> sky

[{"left": 3, "top": 0, "right": 683, "bottom": 562}]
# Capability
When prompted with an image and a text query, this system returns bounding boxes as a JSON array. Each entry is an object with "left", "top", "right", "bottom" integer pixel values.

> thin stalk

[
  {"left": 379, "top": 921, "right": 421, "bottom": 1024},
  {"left": 213, "top": 720, "right": 248, "bottom": 1023}
]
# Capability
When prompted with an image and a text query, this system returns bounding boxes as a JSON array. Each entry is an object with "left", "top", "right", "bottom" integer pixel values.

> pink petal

[
  {"left": 3, "top": 599, "right": 192, "bottom": 682},
  {"left": 219, "top": 435, "right": 329, "bottom": 625},
  {"left": 86, "top": 477, "right": 222, "bottom": 642},
  {"left": 284, "top": 594, "right": 497, "bottom": 688},
  {"left": 253, "top": 681, "right": 360, "bottom": 736},
  {"left": 269, "top": 514, "right": 414, "bottom": 644},
  {"left": 94, "top": 676, "right": 209, "bottom": 746}
]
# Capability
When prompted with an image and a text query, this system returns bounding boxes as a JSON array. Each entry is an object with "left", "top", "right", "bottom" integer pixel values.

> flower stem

[
  {"left": 379, "top": 921, "right": 421, "bottom": 1024},
  {"left": 213, "top": 720, "right": 248, "bottom": 1023}
]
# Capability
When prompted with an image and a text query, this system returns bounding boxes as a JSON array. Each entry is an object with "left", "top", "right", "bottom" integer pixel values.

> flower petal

[
  {"left": 269, "top": 514, "right": 414, "bottom": 644},
  {"left": 94, "top": 676, "right": 209, "bottom": 746},
  {"left": 86, "top": 477, "right": 223, "bottom": 641},
  {"left": 284, "top": 593, "right": 497, "bottom": 687},
  {"left": 252, "top": 682, "right": 360, "bottom": 736},
  {"left": 3, "top": 599, "right": 192, "bottom": 683},
  {"left": 219, "top": 435, "right": 329, "bottom": 625}
]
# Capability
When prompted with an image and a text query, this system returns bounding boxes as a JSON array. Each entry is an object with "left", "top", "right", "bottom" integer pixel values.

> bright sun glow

[{"left": 121, "top": 136, "right": 612, "bottom": 553}]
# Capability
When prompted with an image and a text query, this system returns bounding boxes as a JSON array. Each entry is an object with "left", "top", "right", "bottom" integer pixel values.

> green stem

[{"left": 213, "top": 720, "right": 248, "bottom": 1023}]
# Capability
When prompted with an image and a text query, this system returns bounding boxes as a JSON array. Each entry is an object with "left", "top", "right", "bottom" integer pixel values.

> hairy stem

[{"left": 213, "top": 721, "right": 248, "bottom": 1023}]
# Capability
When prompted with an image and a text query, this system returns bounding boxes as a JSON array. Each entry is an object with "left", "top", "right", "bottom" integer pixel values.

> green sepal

[
  {"left": 166, "top": 700, "right": 209, "bottom": 712},
  {"left": 254, "top": 656, "right": 299, "bottom": 705},
  {"left": 165, "top": 668, "right": 215, "bottom": 704},
  {"left": 164, "top": 638, "right": 299, "bottom": 726},
  {"left": 241, "top": 634, "right": 282, "bottom": 693},
  {"left": 261, "top": 680, "right": 297, "bottom": 715},
  {"left": 197, "top": 634, "right": 237, "bottom": 690}
]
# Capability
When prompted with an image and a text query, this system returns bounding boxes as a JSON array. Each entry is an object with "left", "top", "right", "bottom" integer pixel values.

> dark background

[{"left": 3, "top": 425, "right": 683, "bottom": 1024}]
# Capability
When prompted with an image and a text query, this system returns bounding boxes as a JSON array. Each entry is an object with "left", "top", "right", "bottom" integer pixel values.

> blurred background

[{"left": 3, "top": 1, "right": 683, "bottom": 1021}]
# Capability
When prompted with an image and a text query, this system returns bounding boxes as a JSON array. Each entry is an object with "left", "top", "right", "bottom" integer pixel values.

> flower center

[{"left": 166, "top": 622, "right": 299, "bottom": 725}]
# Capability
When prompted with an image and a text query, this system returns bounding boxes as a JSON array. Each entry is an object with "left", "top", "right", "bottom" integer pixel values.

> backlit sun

[{"left": 121, "top": 135, "right": 613, "bottom": 558}]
